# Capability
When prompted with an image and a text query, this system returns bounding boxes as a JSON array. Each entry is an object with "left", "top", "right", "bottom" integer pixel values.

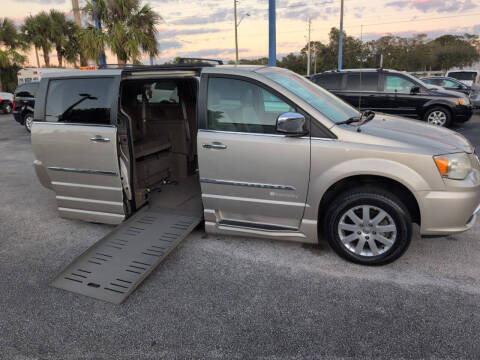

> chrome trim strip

[
  {"left": 200, "top": 177, "right": 295, "bottom": 191},
  {"left": 48, "top": 167, "right": 118, "bottom": 176},
  {"left": 32, "top": 121, "right": 116, "bottom": 128},
  {"left": 219, "top": 219, "right": 299, "bottom": 232},
  {"left": 199, "top": 129, "right": 290, "bottom": 138}
]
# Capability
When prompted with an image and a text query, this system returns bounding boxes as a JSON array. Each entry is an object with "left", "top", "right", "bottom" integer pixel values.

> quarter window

[
  {"left": 207, "top": 77, "right": 294, "bottom": 133},
  {"left": 45, "top": 78, "right": 115, "bottom": 124},
  {"left": 384, "top": 75, "right": 417, "bottom": 93}
]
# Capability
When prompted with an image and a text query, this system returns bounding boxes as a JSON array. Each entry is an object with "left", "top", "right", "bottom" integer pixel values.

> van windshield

[
  {"left": 258, "top": 67, "right": 360, "bottom": 124},
  {"left": 448, "top": 71, "right": 477, "bottom": 82}
]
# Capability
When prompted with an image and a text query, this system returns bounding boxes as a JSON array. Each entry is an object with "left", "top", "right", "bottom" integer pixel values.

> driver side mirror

[
  {"left": 276, "top": 112, "right": 308, "bottom": 136},
  {"left": 410, "top": 86, "right": 420, "bottom": 94}
]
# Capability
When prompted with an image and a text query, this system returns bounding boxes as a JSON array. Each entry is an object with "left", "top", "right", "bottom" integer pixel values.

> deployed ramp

[{"left": 50, "top": 206, "right": 202, "bottom": 304}]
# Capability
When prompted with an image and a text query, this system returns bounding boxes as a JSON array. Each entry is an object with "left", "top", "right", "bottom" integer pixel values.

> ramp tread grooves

[{"left": 50, "top": 207, "right": 202, "bottom": 304}]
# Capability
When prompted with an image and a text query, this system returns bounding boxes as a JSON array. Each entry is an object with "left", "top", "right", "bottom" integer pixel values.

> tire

[
  {"left": 24, "top": 113, "right": 34, "bottom": 133},
  {"left": 424, "top": 106, "right": 451, "bottom": 127},
  {"left": 324, "top": 187, "right": 412, "bottom": 265}
]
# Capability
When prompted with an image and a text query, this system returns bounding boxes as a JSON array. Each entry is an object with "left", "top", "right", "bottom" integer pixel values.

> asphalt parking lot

[{"left": 1, "top": 113, "right": 480, "bottom": 359}]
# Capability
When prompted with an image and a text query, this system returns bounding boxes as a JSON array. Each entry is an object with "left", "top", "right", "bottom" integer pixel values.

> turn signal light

[{"left": 434, "top": 157, "right": 449, "bottom": 176}]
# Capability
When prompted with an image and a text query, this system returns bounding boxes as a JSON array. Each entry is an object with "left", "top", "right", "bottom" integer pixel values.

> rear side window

[
  {"left": 45, "top": 78, "right": 115, "bottom": 124},
  {"left": 345, "top": 73, "right": 379, "bottom": 91},
  {"left": 15, "top": 83, "right": 38, "bottom": 98},
  {"left": 313, "top": 73, "right": 342, "bottom": 90}
]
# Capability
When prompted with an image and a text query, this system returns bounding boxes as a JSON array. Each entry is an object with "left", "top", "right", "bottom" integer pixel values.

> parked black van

[
  {"left": 310, "top": 69, "right": 473, "bottom": 127},
  {"left": 13, "top": 81, "right": 39, "bottom": 132}
]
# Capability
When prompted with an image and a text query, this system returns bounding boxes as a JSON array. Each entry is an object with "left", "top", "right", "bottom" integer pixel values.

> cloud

[
  {"left": 157, "top": 28, "right": 222, "bottom": 39},
  {"left": 158, "top": 40, "right": 184, "bottom": 51},
  {"left": 385, "top": 0, "right": 478, "bottom": 13},
  {"left": 170, "top": 8, "right": 232, "bottom": 25}
]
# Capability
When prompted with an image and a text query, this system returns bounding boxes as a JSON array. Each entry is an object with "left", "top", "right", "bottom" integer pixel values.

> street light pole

[
  {"left": 268, "top": 0, "right": 276, "bottom": 66},
  {"left": 234, "top": 0, "right": 239, "bottom": 65},
  {"left": 307, "top": 18, "right": 311, "bottom": 76},
  {"left": 338, "top": 0, "right": 344, "bottom": 70}
]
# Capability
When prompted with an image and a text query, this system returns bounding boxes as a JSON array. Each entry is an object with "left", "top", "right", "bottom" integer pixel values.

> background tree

[
  {"left": 22, "top": 12, "right": 52, "bottom": 67},
  {"left": 0, "top": 18, "right": 25, "bottom": 91},
  {"left": 81, "top": 0, "right": 161, "bottom": 64},
  {"left": 49, "top": 10, "right": 76, "bottom": 68}
]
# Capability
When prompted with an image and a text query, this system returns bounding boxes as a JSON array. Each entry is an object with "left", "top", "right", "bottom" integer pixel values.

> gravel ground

[{"left": 1, "top": 114, "right": 480, "bottom": 359}]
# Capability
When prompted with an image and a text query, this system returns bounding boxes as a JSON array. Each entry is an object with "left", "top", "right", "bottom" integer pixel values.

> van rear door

[{"left": 31, "top": 75, "right": 126, "bottom": 224}]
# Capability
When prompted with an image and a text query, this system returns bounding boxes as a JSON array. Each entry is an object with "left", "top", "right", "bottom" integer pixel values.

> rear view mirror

[
  {"left": 410, "top": 86, "right": 420, "bottom": 94},
  {"left": 276, "top": 112, "right": 308, "bottom": 136}
]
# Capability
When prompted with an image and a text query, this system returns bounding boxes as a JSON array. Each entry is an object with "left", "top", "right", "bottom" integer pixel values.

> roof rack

[
  {"left": 97, "top": 61, "right": 220, "bottom": 70},
  {"left": 177, "top": 58, "right": 224, "bottom": 65}
]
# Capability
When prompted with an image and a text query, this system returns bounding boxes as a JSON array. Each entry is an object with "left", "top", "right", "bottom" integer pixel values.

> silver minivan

[{"left": 31, "top": 65, "right": 480, "bottom": 265}]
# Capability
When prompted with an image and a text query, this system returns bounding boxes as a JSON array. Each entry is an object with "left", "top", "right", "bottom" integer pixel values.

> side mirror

[
  {"left": 276, "top": 112, "right": 308, "bottom": 136},
  {"left": 410, "top": 86, "right": 420, "bottom": 94}
]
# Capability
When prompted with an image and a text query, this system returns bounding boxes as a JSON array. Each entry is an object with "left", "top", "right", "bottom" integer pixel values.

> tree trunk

[
  {"left": 56, "top": 46, "right": 63, "bottom": 68},
  {"left": 117, "top": 56, "right": 127, "bottom": 67},
  {"left": 42, "top": 46, "right": 50, "bottom": 67},
  {"left": 0, "top": 74, "right": 3, "bottom": 92}
]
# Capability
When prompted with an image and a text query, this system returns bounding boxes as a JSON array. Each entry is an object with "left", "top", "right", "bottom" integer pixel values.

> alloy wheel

[
  {"left": 25, "top": 115, "right": 34, "bottom": 132},
  {"left": 4, "top": 104, "right": 12, "bottom": 113},
  {"left": 337, "top": 205, "right": 397, "bottom": 257},
  {"left": 427, "top": 110, "right": 447, "bottom": 126}
]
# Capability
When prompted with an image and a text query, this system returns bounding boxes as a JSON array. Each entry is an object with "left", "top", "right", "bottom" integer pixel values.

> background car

[
  {"left": 310, "top": 68, "right": 473, "bottom": 127},
  {"left": 445, "top": 69, "right": 479, "bottom": 87},
  {"left": 12, "top": 81, "right": 39, "bottom": 132},
  {"left": 0, "top": 91, "right": 14, "bottom": 114},
  {"left": 422, "top": 76, "right": 480, "bottom": 109}
]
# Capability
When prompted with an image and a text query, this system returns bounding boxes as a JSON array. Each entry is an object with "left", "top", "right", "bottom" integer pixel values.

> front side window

[
  {"left": 45, "top": 78, "right": 115, "bottom": 124},
  {"left": 207, "top": 77, "right": 294, "bottom": 133},
  {"left": 384, "top": 75, "right": 417, "bottom": 93},
  {"left": 259, "top": 67, "right": 359, "bottom": 124},
  {"left": 442, "top": 79, "right": 459, "bottom": 87}
]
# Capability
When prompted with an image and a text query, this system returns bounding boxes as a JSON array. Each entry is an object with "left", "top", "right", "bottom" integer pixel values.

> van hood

[
  {"left": 352, "top": 114, "right": 474, "bottom": 154},
  {"left": 426, "top": 87, "right": 468, "bottom": 98}
]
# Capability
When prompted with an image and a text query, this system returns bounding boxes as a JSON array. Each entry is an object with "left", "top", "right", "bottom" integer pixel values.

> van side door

[
  {"left": 31, "top": 75, "right": 126, "bottom": 224},
  {"left": 197, "top": 74, "right": 310, "bottom": 231}
]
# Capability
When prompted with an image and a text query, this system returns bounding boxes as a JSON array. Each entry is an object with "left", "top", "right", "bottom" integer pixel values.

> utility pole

[
  {"left": 71, "top": 0, "right": 81, "bottom": 27},
  {"left": 92, "top": 0, "right": 106, "bottom": 66},
  {"left": 268, "top": 0, "right": 276, "bottom": 66},
  {"left": 307, "top": 18, "right": 311, "bottom": 76},
  {"left": 234, "top": 0, "right": 239, "bottom": 65},
  {"left": 338, "top": 0, "right": 344, "bottom": 70}
]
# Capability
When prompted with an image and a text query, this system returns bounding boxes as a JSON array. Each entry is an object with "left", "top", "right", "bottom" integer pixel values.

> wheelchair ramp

[{"left": 50, "top": 206, "right": 202, "bottom": 304}]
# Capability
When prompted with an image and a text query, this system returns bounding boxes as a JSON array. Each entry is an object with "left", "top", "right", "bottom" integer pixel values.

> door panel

[
  {"left": 198, "top": 130, "right": 310, "bottom": 229},
  {"left": 31, "top": 123, "right": 125, "bottom": 224}
]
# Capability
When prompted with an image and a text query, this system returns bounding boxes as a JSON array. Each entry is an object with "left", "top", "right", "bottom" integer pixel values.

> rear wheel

[
  {"left": 324, "top": 187, "right": 412, "bottom": 265},
  {"left": 424, "top": 106, "right": 451, "bottom": 127},
  {"left": 24, "top": 113, "right": 34, "bottom": 133}
]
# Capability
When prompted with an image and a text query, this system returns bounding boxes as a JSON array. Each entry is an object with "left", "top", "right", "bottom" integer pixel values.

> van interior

[{"left": 119, "top": 77, "right": 202, "bottom": 213}]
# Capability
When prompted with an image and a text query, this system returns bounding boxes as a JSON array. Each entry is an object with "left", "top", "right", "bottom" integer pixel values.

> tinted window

[
  {"left": 15, "top": 83, "right": 38, "bottom": 97},
  {"left": 207, "top": 77, "right": 294, "bottom": 133},
  {"left": 442, "top": 79, "right": 460, "bottom": 87},
  {"left": 448, "top": 72, "right": 477, "bottom": 81},
  {"left": 345, "top": 72, "right": 378, "bottom": 91},
  {"left": 384, "top": 75, "right": 417, "bottom": 93},
  {"left": 423, "top": 78, "right": 439, "bottom": 85},
  {"left": 45, "top": 78, "right": 115, "bottom": 124},
  {"left": 313, "top": 73, "right": 342, "bottom": 90}
]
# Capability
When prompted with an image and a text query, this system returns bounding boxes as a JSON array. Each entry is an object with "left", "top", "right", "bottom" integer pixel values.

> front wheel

[
  {"left": 3, "top": 102, "right": 12, "bottom": 114},
  {"left": 424, "top": 107, "right": 451, "bottom": 127},
  {"left": 24, "top": 113, "right": 34, "bottom": 133},
  {"left": 325, "top": 187, "right": 412, "bottom": 265}
]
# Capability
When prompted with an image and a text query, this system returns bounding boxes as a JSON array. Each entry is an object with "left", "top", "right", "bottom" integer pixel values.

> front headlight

[
  {"left": 455, "top": 97, "right": 470, "bottom": 105},
  {"left": 434, "top": 153, "right": 472, "bottom": 180}
]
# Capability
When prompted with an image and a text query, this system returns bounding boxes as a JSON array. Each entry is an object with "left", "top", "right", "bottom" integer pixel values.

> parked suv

[
  {"left": 30, "top": 65, "right": 480, "bottom": 265},
  {"left": 422, "top": 76, "right": 480, "bottom": 109},
  {"left": 310, "top": 69, "right": 473, "bottom": 127},
  {"left": 13, "top": 81, "right": 39, "bottom": 132}
]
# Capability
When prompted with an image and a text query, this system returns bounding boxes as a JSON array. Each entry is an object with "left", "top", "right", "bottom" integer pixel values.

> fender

[
  {"left": 304, "top": 158, "right": 429, "bottom": 221},
  {"left": 420, "top": 99, "right": 455, "bottom": 117}
]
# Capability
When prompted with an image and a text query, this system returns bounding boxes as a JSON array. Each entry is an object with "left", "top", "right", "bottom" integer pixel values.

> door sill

[{"left": 218, "top": 219, "right": 298, "bottom": 232}]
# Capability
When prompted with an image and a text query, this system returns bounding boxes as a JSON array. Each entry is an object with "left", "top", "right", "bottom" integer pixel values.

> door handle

[
  {"left": 202, "top": 142, "right": 227, "bottom": 150},
  {"left": 90, "top": 135, "right": 110, "bottom": 143}
]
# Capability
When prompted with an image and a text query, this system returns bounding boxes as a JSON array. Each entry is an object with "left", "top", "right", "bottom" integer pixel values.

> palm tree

[
  {"left": 81, "top": 0, "right": 161, "bottom": 64},
  {"left": 49, "top": 10, "right": 74, "bottom": 68},
  {"left": 0, "top": 18, "right": 25, "bottom": 91},
  {"left": 22, "top": 12, "right": 52, "bottom": 67}
]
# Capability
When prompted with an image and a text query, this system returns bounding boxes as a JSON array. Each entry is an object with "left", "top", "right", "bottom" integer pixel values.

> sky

[{"left": 2, "top": 0, "right": 480, "bottom": 66}]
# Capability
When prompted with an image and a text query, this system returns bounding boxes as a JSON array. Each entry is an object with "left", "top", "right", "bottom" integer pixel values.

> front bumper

[
  {"left": 417, "top": 169, "right": 480, "bottom": 235},
  {"left": 453, "top": 104, "right": 473, "bottom": 122}
]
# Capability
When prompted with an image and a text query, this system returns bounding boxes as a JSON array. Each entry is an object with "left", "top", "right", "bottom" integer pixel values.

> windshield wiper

[{"left": 336, "top": 110, "right": 376, "bottom": 127}]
